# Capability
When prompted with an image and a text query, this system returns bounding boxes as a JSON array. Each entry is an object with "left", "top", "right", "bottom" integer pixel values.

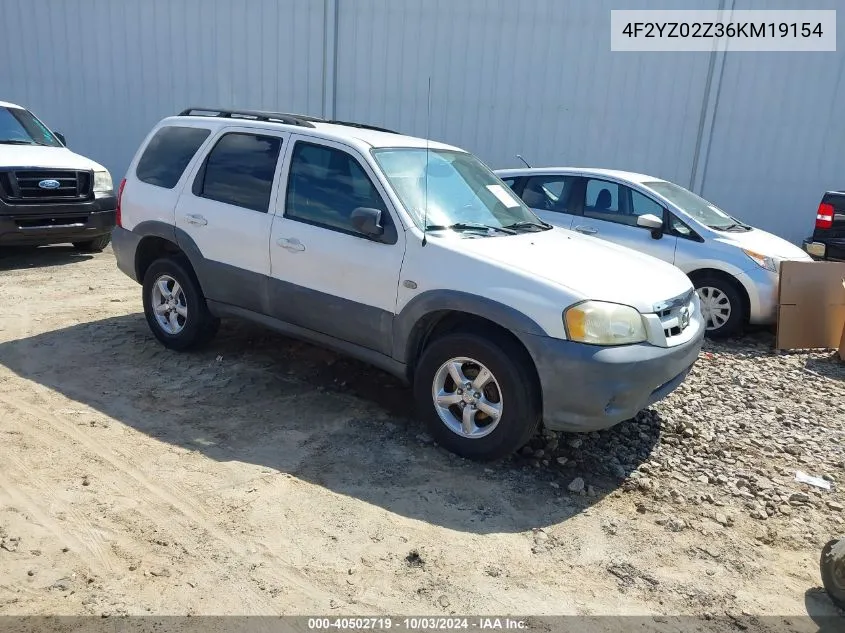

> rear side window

[
  {"left": 136, "top": 126, "right": 211, "bottom": 189},
  {"left": 194, "top": 132, "right": 282, "bottom": 212}
]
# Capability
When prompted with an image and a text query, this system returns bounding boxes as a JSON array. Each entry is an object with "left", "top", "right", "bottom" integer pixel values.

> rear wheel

[
  {"left": 142, "top": 256, "right": 219, "bottom": 351},
  {"left": 693, "top": 274, "right": 744, "bottom": 339},
  {"left": 413, "top": 331, "right": 540, "bottom": 461},
  {"left": 73, "top": 234, "right": 111, "bottom": 252}
]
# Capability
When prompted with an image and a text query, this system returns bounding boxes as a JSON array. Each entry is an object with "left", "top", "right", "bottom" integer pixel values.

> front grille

[
  {"left": 0, "top": 170, "right": 93, "bottom": 204},
  {"left": 655, "top": 289, "right": 696, "bottom": 342}
]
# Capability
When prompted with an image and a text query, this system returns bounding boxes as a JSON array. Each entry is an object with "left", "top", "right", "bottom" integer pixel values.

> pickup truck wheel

[
  {"left": 414, "top": 332, "right": 540, "bottom": 461},
  {"left": 142, "top": 257, "right": 219, "bottom": 351},
  {"left": 73, "top": 234, "right": 111, "bottom": 252},
  {"left": 694, "top": 275, "right": 743, "bottom": 338}
]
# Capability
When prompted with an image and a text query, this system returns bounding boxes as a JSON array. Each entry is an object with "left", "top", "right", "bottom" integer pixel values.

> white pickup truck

[{"left": 112, "top": 107, "right": 705, "bottom": 460}]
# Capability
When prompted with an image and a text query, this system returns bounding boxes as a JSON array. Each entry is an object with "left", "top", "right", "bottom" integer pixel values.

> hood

[
  {"left": 715, "top": 227, "right": 811, "bottom": 261},
  {"left": 0, "top": 145, "right": 107, "bottom": 172},
  {"left": 449, "top": 227, "right": 694, "bottom": 314}
]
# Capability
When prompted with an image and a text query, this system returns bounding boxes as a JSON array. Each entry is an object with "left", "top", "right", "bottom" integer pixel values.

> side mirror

[
  {"left": 350, "top": 207, "right": 385, "bottom": 237},
  {"left": 54, "top": 132, "right": 66, "bottom": 146},
  {"left": 637, "top": 213, "right": 664, "bottom": 239}
]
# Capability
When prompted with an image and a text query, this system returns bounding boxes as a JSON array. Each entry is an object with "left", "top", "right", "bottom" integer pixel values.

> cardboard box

[{"left": 775, "top": 261, "right": 845, "bottom": 351}]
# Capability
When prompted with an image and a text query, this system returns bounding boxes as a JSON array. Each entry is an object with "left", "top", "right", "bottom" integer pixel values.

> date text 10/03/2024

[{"left": 307, "top": 617, "right": 528, "bottom": 630}]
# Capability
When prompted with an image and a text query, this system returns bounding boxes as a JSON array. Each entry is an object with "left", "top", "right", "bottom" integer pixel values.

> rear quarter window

[{"left": 136, "top": 126, "right": 211, "bottom": 189}]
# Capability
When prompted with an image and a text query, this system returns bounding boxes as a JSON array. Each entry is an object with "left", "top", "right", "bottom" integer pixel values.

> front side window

[
  {"left": 584, "top": 179, "right": 621, "bottom": 217},
  {"left": 285, "top": 142, "right": 389, "bottom": 235},
  {"left": 630, "top": 190, "right": 665, "bottom": 218},
  {"left": 137, "top": 126, "right": 211, "bottom": 189},
  {"left": 196, "top": 132, "right": 282, "bottom": 212},
  {"left": 371, "top": 148, "right": 546, "bottom": 234},
  {"left": 0, "top": 107, "right": 62, "bottom": 147}
]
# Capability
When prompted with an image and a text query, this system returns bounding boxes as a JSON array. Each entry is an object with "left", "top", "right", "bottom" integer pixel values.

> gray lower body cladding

[{"left": 113, "top": 224, "right": 704, "bottom": 433}]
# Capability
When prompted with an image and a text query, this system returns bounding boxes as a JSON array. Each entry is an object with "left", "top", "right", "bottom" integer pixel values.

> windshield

[
  {"left": 643, "top": 180, "right": 746, "bottom": 231},
  {"left": 371, "top": 148, "right": 545, "bottom": 234},
  {"left": 0, "top": 107, "right": 62, "bottom": 147}
]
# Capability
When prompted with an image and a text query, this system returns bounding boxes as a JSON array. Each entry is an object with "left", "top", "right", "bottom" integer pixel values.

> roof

[
  {"left": 495, "top": 166, "right": 665, "bottom": 184},
  {"left": 0, "top": 100, "right": 23, "bottom": 109},
  {"left": 167, "top": 110, "right": 464, "bottom": 153}
]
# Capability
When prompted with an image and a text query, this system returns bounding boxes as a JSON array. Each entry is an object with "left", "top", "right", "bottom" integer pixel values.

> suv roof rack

[
  {"left": 177, "top": 107, "right": 398, "bottom": 134},
  {"left": 177, "top": 107, "right": 317, "bottom": 128}
]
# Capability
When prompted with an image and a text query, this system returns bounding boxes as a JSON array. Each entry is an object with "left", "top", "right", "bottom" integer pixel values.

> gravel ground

[{"left": 0, "top": 246, "right": 844, "bottom": 628}]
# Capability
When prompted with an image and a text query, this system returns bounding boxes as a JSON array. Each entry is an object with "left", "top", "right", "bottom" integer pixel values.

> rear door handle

[
  {"left": 574, "top": 225, "right": 597, "bottom": 235},
  {"left": 185, "top": 213, "right": 208, "bottom": 226},
  {"left": 276, "top": 237, "right": 306, "bottom": 252}
]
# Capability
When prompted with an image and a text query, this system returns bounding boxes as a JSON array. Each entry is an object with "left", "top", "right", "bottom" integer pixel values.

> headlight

[
  {"left": 742, "top": 249, "right": 778, "bottom": 273},
  {"left": 93, "top": 170, "right": 113, "bottom": 193},
  {"left": 563, "top": 301, "right": 647, "bottom": 346}
]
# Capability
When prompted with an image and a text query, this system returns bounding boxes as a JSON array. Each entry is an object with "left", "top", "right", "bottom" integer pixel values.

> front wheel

[
  {"left": 142, "top": 257, "right": 219, "bottom": 351},
  {"left": 413, "top": 332, "right": 541, "bottom": 461},
  {"left": 694, "top": 274, "right": 744, "bottom": 339}
]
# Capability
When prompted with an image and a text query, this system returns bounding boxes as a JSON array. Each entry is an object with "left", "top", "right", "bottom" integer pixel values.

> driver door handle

[
  {"left": 574, "top": 225, "right": 597, "bottom": 235},
  {"left": 276, "top": 237, "right": 306, "bottom": 252}
]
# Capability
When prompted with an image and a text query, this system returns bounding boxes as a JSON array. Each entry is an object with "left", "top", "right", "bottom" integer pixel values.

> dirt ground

[{"left": 0, "top": 245, "right": 843, "bottom": 628}]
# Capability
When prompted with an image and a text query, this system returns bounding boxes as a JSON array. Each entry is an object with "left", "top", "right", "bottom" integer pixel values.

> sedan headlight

[
  {"left": 564, "top": 301, "right": 647, "bottom": 346},
  {"left": 93, "top": 170, "right": 113, "bottom": 193},
  {"left": 742, "top": 249, "right": 778, "bottom": 273}
]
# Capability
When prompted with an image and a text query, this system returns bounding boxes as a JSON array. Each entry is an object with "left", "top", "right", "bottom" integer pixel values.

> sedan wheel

[{"left": 697, "top": 286, "right": 731, "bottom": 331}]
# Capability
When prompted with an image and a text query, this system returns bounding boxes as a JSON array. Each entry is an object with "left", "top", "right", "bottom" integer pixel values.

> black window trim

[
  {"left": 136, "top": 125, "right": 213, "bottom": 190},
  {"left": 282, "top": 139, "right": 398, "bottom": 245},
  {"left": 191, "top": 130, "right": 284, "bottom": 213}
]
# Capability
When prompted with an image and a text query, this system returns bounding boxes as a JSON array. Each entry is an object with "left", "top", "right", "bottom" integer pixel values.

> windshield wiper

[
  {"left": 502, "top": 220, "right": 552, "bottom": 232},
  {"left": 0, "top": 139, "right": 37, "bottom": 145},
  {"left": 425, "top": 222, "right": 516, "bottom": 235},
  {"left": 712, "top": 222, "right": 750, "bottom": 231}
]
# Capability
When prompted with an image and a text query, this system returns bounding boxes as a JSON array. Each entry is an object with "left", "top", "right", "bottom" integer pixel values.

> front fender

[{"left": 392, "top": 289, "right": 547, "bottom": 363}]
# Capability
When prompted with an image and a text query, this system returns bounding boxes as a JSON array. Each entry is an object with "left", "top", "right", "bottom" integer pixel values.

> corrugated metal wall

[{"left": 2, "top": 0, "right": 842, "bottom": 243}]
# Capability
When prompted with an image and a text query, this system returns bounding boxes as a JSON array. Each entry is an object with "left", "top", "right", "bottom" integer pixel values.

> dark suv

[
  {"left": 803, "top": 191, "right": 845, "bottom": 262},
  {"left": 0, "top": 101, "right": 115, "bottom": 252}
]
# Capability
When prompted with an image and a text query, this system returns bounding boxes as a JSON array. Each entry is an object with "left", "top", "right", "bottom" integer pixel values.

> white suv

[{"left": 112, "top": 107, "right": 705, "bottom": 460}]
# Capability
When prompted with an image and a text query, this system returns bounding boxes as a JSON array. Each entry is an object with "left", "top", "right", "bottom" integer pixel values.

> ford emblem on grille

[{"left": 38, "top": 179, "right": 61, "bottom": 190}]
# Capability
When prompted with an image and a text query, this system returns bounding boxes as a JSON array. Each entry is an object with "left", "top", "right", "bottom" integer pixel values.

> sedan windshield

[
  {"left": 0, "top": 107, "right": 62, "bottom": 147},
  {"left": 371, "top": 148, "right": 547, "bottom": 234},
  {"left": 644, "top": 180, "right": 748, "bottom": 231}
]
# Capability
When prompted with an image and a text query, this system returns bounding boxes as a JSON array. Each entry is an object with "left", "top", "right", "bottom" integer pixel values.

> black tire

[
  {"left": 413, "top": 331, "right": 541, "bottom": 461},
  {"left": 693, "top": 273, "right": 744, "bottom": 339},
  {"left": 820, "top": 539, "right": 845, "bottom": 611},
  {"left": 142, "top": 256, "right": 219, "bottom": 351},
  {"left": 73, "top": 234, "right": 112, "bottom": 252}
]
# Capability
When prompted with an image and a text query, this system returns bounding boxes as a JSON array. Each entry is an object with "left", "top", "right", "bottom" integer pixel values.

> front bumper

[
  {"left": 736, "top": 266, "right": 779, "bottom": 325},
  {"left": 521, "top": 317, "right": 704, "bottom": 433},
  {"left": 0, "top": 193, "right": 116, "bottom": 246}
]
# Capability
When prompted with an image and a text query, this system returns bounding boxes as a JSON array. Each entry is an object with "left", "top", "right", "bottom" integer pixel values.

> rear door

[
  {"left": 174, "top": 127, "right": 288, "bottom": 313},
  {"left": 814, "top": 191, "right": 845, "bottom": 260},
  {"left": 570, "top": 177, "right": 678, "bottom": 264}
]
